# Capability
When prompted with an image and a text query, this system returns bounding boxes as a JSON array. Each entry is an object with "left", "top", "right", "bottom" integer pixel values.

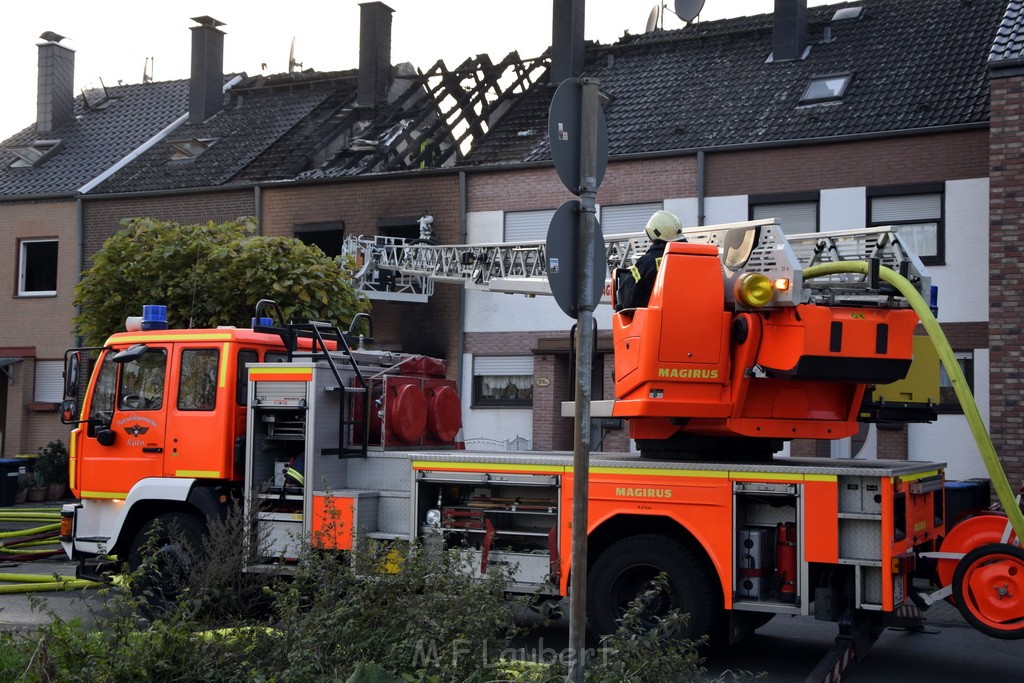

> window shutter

[
  {"left": 34, "top": 360, "right": 64, "bottom": 402},
  {"left": 752, "top": 202, "right": 818, "bottom": 234},
  {"left": 871, "top": 194, "right": 941, "bottom": 222},
  {"left": 473, "top": 356, "right": 534, "bottom": 376},
  {"left": 504, "top": 210, "right": 555, "bottom": 241},
  {"left": 600, "top": 203, "right": 664, "bottom": 236}
]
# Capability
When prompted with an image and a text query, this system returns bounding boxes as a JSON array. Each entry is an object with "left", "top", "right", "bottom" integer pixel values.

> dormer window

[
  {"left": 168, "top": 137, "right": 218, "bottom": 161},
  {"left": 8, "top": 140, "right": 63, "bottom": 168},
  {"left": 800, "top": 73, "right": 852, "bottom": 105}
]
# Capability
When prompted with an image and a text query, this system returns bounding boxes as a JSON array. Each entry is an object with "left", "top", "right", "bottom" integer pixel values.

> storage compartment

[
  {"left": 733, "top": 481, "right": 800, "bottom": 608},
  {"left": 415, "top": 470, "right": 560, "bottom": 593}
]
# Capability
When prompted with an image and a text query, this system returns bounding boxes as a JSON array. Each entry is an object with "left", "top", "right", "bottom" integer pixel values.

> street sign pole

[{"left": 567, "top": 76, "right": 600, "bottom": 683}]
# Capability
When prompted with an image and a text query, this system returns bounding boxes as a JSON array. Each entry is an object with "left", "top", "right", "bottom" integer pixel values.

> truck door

[{"left": 78, "top": 345, "right": 169, "bottom": 496}]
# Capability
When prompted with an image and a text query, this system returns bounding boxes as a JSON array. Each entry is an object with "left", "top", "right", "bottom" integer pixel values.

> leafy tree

[{"left": 74, "top": 217, "right": 370, "bottom": 346}]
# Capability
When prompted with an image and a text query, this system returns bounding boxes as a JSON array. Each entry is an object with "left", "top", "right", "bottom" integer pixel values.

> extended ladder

[{"left": 342, "top": 219, "right": 930, "bottom": 309}]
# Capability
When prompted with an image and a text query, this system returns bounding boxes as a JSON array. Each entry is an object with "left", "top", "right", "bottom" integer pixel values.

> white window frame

[
  {"left": 472, "top": 355, "right": 534, "bottom": 408},
  {"left": 868, "top": 188, "right": 944, "bottom": 265},
  {"left": 18, "top": 238, "right": 58, "bottom": 296}
]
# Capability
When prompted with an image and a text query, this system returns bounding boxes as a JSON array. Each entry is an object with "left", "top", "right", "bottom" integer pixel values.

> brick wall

[
  {"left": 82, "top": 190, "right": 256, "bottom": 257},
  {"left": 468, "top": 157, "right": 696, "bottom": 212},
  {"left": 707, "top": 130, "right": 990, "bottom": 196},
  {"left": 988, "top": 71, "right": 1024, "bottom": 491}
]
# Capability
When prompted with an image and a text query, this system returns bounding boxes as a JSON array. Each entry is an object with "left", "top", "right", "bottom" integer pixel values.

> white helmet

[{"left": 644, "top": 210, "right": 682, "bottom": 241}]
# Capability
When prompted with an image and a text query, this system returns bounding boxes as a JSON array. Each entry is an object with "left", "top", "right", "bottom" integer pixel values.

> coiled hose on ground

[{"left": 0, "top": 508, "right": 99, "bottom": 592}]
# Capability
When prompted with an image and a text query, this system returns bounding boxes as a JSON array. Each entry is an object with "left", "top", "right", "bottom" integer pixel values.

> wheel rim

[
  {"left": 608, "top": 564, "right": 682, "bottom": 630},
  {"left": 958, "top": 549, "right": 1024, "bottom": 633}
]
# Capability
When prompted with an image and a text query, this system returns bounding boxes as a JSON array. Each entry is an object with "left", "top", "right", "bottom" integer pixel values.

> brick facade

[
  {"left": 81, "top": 190, "right": 257, "bottom": 258},
  {"left": 988, "top": 71, "right": 1024, "bottom": 491}
]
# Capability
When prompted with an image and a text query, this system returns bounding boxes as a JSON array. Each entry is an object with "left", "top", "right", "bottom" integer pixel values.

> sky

[{"left": 0, "top": 1, "right": 834, "bottom": 141}]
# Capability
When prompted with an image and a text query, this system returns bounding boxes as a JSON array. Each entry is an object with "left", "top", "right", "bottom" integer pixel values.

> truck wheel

[
  {"left": 952, "top": 543, "right": 1024, "bottom": 639},
  {"left": 587, "top": 534, "right": 722, "bottom": 642},
  {"left": 128, "top": 512, "right": 207, "bottom": 610}
]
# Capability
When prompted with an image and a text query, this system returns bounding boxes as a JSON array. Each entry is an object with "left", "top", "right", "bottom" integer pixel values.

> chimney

[
  {"left": 189, "top": 16, "right": 226, "bottom": 124},
  {"left": 773, "top": 0, "right": 807, "bottom": 62},
  {"left": 357, "top": 2, "right": 394, "bottom": 110},
  {"left": 36, "top": 34, "right": 75, "bottom": 133},
  {"left": 551, "top": 0, "right": 585, "bottom": 84}
]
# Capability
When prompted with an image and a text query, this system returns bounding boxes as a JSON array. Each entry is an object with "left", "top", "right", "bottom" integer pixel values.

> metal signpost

[{"left": 547, "top": 75, "right": 607, "bottom": 683}]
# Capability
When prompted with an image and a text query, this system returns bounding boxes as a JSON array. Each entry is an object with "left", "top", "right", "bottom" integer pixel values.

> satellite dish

[
  {"left": 675, "top": 0, "right": 706, "bottom": 23},
  {"left": 645, "top": 4, "right": 661, "bottom": 33},
  {"left": 288, "top": 37, "right": 303, "bottom": 74}
]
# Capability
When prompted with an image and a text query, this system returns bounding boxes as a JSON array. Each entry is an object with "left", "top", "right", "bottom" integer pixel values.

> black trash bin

[
  {"left": 945, "top": 478, "right": 991, "bottom": 527},
  {"left": 0, "top": 458, "right": 21, "bottom": 507}
]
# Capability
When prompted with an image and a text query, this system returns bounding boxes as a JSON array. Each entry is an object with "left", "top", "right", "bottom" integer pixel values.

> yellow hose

[
  {"left": 0, "top": 524, "right": 60, "bottom": 538},
  {"left": 0, "top": 579, "right": 97, "bottom": 594},
  {"left": 803, "top": 261, "right": 1024, "bottom": 541}
]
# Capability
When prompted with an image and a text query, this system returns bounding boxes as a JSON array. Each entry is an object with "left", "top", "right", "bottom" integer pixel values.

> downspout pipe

[{"left": 696, "top": 149, "right": 706, "bottom": 226}]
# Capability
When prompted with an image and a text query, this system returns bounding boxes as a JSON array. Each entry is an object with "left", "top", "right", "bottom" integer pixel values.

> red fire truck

[{"left": 59, "top": 220, "right": 1023, "bottom": 680}]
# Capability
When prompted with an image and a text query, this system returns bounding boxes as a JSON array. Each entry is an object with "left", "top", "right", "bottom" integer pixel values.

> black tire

[
  {"left": 587, "top": 534, "right": 723, "bottom": 642},
  {"left": 128, "top": 512, "right": 207, "bottom": 610},
  {"left": 952, "top": 542, "right": 1024, "bottom": 639}
]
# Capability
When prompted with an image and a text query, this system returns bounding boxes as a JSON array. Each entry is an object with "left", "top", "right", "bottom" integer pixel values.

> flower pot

[
  {"left": 46, "top": 482, "right": 67, "bottom": 501},
  {"left": 26, "top": 486, "right": 47, "bottom": 503}
]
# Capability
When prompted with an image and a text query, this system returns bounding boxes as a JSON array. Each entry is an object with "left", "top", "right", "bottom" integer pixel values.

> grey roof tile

[
  {"left": 0, "top": 79, "right": 190, "bottom": 196},
  {"left": 990, "top": 0, "right": 1024, "bottom": 64},
  {"left": 467, "top": 0, "right": 1005, "bottom": 165}
]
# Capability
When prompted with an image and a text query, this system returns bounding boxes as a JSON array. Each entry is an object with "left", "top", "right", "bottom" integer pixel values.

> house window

[
  {"left": 750, "top": 194, "right": 819, "bottom": 234},
  {"left": 869, "top": 188, "right": 943, "bottom": 264},
  {"left": 937, "top": 351, "right": 974, "bottom": 414},
  {"left": 168, "top": 138, "right": 218, "bottom": 161},
  {"left": 295, "top": 220, "right": 345, "bottom": 257},
  {"left": 504, "top": 209, "right": 556, "bottom": 241},
  {"left": 8, "top": 139, "right": 63, "bottom": 168},
  {"left": 800, "top": 73, "right": 852, "bottom": 104},
  {"left": 33, "top": 360, "right": 64, "bottom": 403},
  {"left": 177, "top": 348, "right": 219, "bottom": 411},
  {"left": 18, "top": 239, "right": 58, "bottom": 296},
  {"left": 600, "top": 203, "right": 664, "bottom": 236},
  {"left": 472, "top": 355, "right": 533, "bottom": 407}
]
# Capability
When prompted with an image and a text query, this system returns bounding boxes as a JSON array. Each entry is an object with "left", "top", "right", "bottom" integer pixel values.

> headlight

[
  {"left": 425, "top": 509, "right": 442, "bottom": 528},
  {"left": 734, "top": 272, "right": 774, "bottom": 308}
]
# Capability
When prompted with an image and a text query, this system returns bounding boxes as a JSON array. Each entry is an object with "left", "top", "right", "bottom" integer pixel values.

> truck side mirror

[
  {"left": 60, "top": 399, "right": 78, "bottom": 424},
  {"left": 112, "top": 344, "right": 148, "bottom": 364},
  {"left": 96, "top": 428, "right": 116, "bottom": 447},
  {"left": 64, "top": 351, "right": 81, "bottom": 397}
]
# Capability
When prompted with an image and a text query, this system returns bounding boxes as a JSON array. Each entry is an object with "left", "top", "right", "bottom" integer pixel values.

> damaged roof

[
  {"left": 0, "top": 79, "right": 190, "bottom": 197},
  {"left": 94, "top": 70, "right": 360, "bottom": 193},
  {"left": 466, "top": 0, "right": 1006, "bottom": 165}
]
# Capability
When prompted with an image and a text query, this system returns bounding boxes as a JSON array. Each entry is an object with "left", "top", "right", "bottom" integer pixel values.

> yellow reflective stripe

[
  {"left": 176, "top": 470, "right": 222, "bottom": 478},
  {"left": 590, "top": 466, "right": 727, "bottom": 478},
  {"left": 250, "top": 366, "right": 312, "bottom": 376},
  {"left": 897, "top": 470, "right": 942, "bottom": 483},
  {"left": 655, "top": 256, "right": 662, "bottom": 270},
  {"left": 805, "top": 474, "right": 838, "bottom": 482},
  {"left": 629, "top": 266, "right": 641, "bottom": 282},
  {"left": 114, "top": 332, "right": 235, "bottom": 343},
  {"left": 81, "top": 491, "right": 129, "bottom": 499},
  {"left": 218, "top": 343, "right": 229, "bottom": 388},
  {"left": 412, "top": 461, "right": 565, "bottom": 474}
]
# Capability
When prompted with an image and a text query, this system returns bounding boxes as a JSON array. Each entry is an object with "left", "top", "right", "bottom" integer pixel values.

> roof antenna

[
  {"left": 288, "top": 37, "right": 303, "bottom": 74},
  {"left": 142, "top": 56, "right": 154, "bottom": 84}
]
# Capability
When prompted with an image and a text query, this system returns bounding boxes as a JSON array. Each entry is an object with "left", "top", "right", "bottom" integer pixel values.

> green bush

[
  {"left": 18, "top": 507, "right": 727, "bottom": 682},
  {"left": 34, "top": 440, "right": 68, "bottom": 487}
]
